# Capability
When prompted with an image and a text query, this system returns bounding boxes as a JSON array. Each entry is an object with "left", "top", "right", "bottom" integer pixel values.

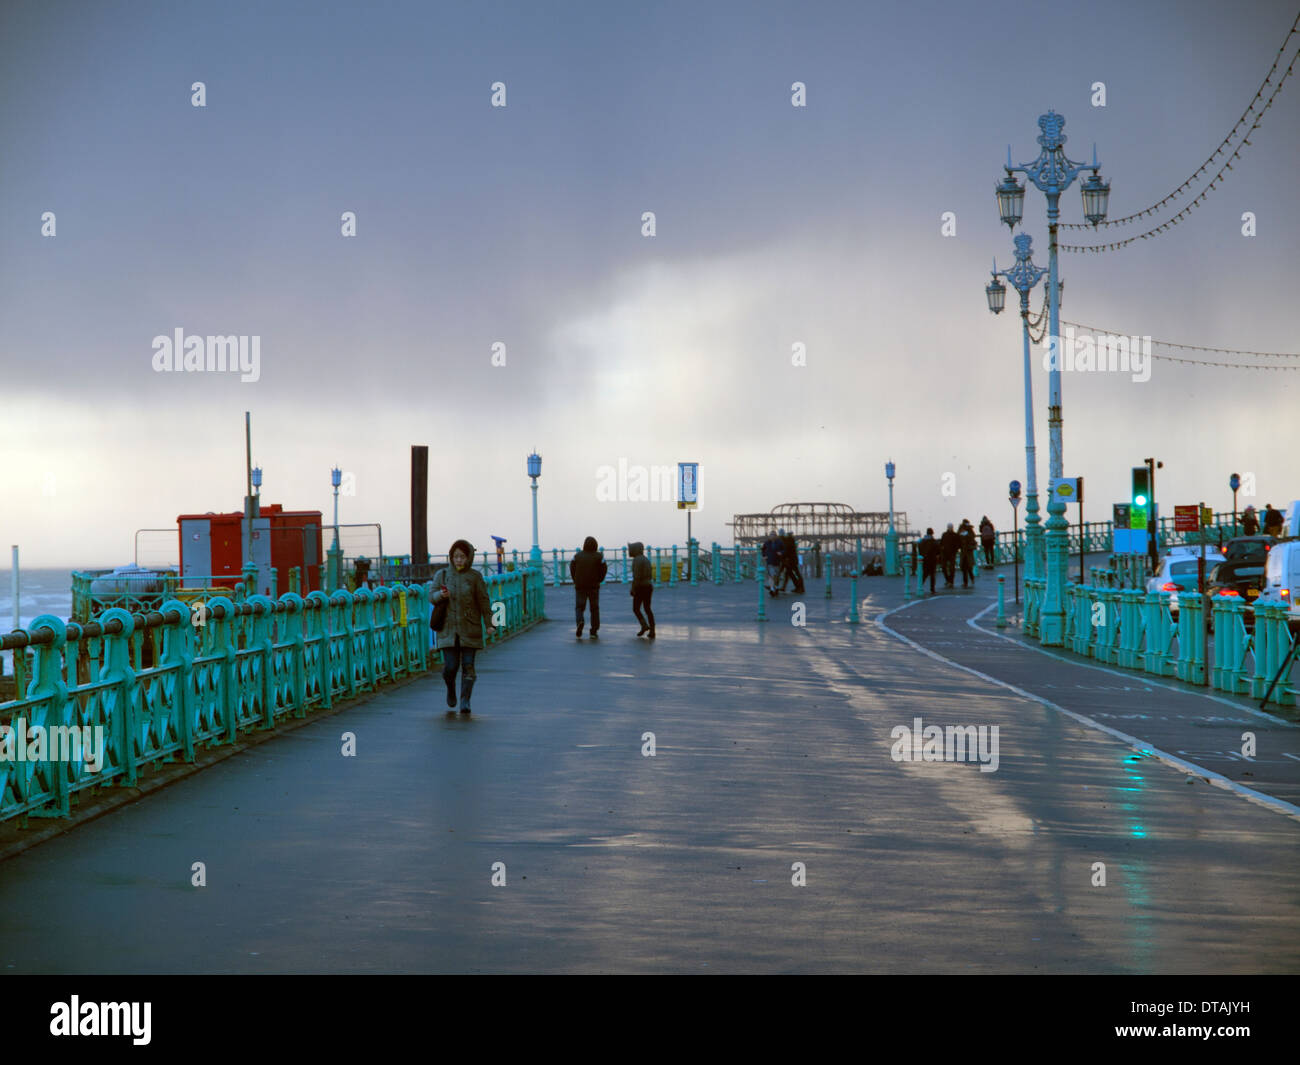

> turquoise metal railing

[
  {"left": 1016, "top": 580, "right": 1295, "bottom": 708},
  {"left": 1, "top": 570, "right": 546, "bottom": 824}
]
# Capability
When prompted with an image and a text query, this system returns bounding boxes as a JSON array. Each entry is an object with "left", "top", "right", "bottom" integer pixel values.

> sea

[{"left": 0, "top": 567, "right": 96, "bottom": 632}]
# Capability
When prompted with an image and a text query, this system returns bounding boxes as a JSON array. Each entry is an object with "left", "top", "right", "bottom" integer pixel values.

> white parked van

[{"left": 1256, "top": 539, "right": 1300, "bottom": 631}]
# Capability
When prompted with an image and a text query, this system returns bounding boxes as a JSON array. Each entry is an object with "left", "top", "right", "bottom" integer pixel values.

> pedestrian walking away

[
  {"left": 628, "top": 541, "right": 656, "bottom": 638},
  {"left": 570, "top": 535, "right": 608, "bottom": 638},
  {"left": 918, "top": 528, "right": 939, "bottom": 595},
  {"left": 979, "top": 515, "right": 996, "bottom": 566},
  {"left": 958, "top": 519, "right": 976, "bottom": 588},
  {"left": 780, "top": 530, "right": 805, "bottom": 594},
  {"left": 939, "top": 523, "right": 959, "bottom": 588},
  {"left": 762, "top": 529, "right": 784, "bottom": 596},
  {"left": 430, "top": 539, "right": 496, "bottom": 714},
  {"left": 1241, "top": 506, "right": 1259, "bottom": 536}
]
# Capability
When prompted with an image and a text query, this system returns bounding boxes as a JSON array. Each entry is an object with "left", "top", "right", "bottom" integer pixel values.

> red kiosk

[{"left": 178, "top": 504, "right": 324, "bottom": 596}]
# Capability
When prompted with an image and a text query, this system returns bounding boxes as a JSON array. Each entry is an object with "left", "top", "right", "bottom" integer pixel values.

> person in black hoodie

[
  {"left": 939, "top": 523, "right": 960, "bottom": 588},
  {"left": 958, "top": 519, "right": 977, "bottom": 588},
  {"left": 918, "top": 528, "right": 939, "bottom": 595},
  {"left": 780, "top": 531, "right": 804, "bottom": 594},
  {"left": 569, "top": 536, "right": 608, "bottom": 639},
  {"left": 628, "top": 541, "right": 655, "bottom": 638}
]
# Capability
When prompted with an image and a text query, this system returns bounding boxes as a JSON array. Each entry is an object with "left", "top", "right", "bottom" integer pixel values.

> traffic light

[{"left": 1131, "top": 466, "right": 1151, "bottom": 529}]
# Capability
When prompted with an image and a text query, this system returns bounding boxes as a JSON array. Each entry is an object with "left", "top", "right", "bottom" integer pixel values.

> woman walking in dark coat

[
  {"left": 431, "top": 539, "right": 495, "bottom": 713},
  {"left": 628, "top": 541, "right": 655, "bottom": 638}
]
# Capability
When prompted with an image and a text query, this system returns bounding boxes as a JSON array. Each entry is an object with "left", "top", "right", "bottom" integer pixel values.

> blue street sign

[{"left": 1229, "top": 473, "right": 1241, "bottom": 492}]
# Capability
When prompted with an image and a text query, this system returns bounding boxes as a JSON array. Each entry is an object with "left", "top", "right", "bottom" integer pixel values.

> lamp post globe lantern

[
  {"left": 884, "top": 461, "right": 899, "bottom": 576},
  {"left": 986, "top": 270, "right": 1007, "bottom": 315},
  {"left": 996, "top": 173, "right": 1025, "bottom": 228},
  {"left": 527, "top": 451, "right": 543, "bottom": 566}
]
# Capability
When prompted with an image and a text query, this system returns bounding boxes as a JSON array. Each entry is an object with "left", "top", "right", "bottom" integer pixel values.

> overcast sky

[{"left": 2, "top": 0, "right": 1297, "bottom": 567}]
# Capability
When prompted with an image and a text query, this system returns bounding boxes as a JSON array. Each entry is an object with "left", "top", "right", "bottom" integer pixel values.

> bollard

[
  {"left": 848, "top": 576, "right": 860, "bottom": 624},
  {"left": 713, "top": 542, "right": 722, "bottom": 586},
  {"left": 690, "top": 539, "right": 698, "bottom": 586},
  {"left": 757, "top": 565, "right": 768, "bottom": 621},
  {"left": 855, "top": 537, "right": 862, "bottom": 575},
  {"left": 825, "top": 554, "right": 833, "bottom": 599},
  {"left": 733, "top": 544, "right": 741, "bottom": 583},
  {"left": 670, "top": 545, "right": 678, "bottom": 587},
  {"left": 902, "top": 558, "right": 912, "bottom": 601},
  {"left": 997, "top": 575, "right": 1007, "bottom": 628}
]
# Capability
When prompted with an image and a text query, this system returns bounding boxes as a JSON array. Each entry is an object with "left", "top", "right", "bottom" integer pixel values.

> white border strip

[{"left": 876, "top": 599, "right": 1300, "bottom": 825}]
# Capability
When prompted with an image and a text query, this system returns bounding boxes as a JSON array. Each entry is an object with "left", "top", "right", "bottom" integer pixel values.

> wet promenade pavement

[{"left": 2, "top": 574, "right": 1297, "bottom": 974}]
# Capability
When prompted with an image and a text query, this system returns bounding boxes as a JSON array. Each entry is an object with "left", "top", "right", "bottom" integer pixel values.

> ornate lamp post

[
  {"left": 327, "top": 466, "right": 343, "bottom": 592},
  {"left": 986, "top": 233, "right": 1048, "bottom": 583},
  {"left": 997, "top": 110, "right": 1110, "bottom": 646},
  {"left": 884, "top": 460, "right": 898, "bottom": 575},
  {"left": 527, "top": 452, "right": 542, "bottom": 566}
]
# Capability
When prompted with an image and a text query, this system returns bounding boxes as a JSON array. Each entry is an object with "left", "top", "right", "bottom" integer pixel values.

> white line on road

[{"left": 876, "top": 598, "right": 1300, "bottom": 826}]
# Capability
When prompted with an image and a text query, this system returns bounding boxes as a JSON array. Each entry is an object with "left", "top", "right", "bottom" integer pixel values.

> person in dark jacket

[
  {"left": 628, "top": 541, "right": 655, "bottom": 638},
  {"left": 1263, "top": 504, "right": 1284, "bottom": 536},
  {"left": 431, "top": 539, "right": 496, "bottom": 713},
  {"left": 1241, "top": 506, "right": 1258, "bottom": 536},
  {"left": 979, "top": 516, "right": 996, "bottom": 566},
  {"left": 958, "top": 519, "right": 977, "bottom": 588},
  {"left": 918, "top": 529, "right": 939, "bottom": 594},
  {"left": 780, "top": 531, "right": 804, "bottom": 594},
  {"left": 569, "top": 536, "right": 608, "bottom": 638},
  {"left": 939, "top": 523, "right": 960, "bottom": 587},
  {"left": 762, "top": 530, "right": 784, "bottom": 596}
]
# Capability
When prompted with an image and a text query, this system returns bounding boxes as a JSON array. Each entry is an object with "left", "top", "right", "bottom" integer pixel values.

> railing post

[
  {"left": 279, "top": 592, "right": 307, "bottom": 717},
  {"left": 307, "top": 590, "right": 333, "bottom": 708},
  {"left": 670, "top": 545, "right": 678, "bottom": 587},
  {"left": 27, "top": 614, "right": 71, "bottom": 816},
  {"left": 353, "top": 587, "right": 375, "bottom": 691},
  {"left": 713, "top": 542, "right": 722, "bottom": 586},
  {"left": 98, "top": 607, "right": 139, "bottom": 788},
  {"left": 733, "top": 544, "right": 741, "bottom": 583},
  {"left": 158, "top": 599, "right": 196, "bottom": 762},
  {"left": 246, "top": 595, "right": 276, "bottom": 727}
]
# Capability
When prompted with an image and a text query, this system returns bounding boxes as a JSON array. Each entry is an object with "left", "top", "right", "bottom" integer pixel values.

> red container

[{"left": 179, "top": 504, "right": 323, "bottom": 596}]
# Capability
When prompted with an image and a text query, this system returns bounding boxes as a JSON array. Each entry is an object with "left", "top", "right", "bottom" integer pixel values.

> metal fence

[{"left": 0, "top": 567, "right": 545, "bottom": 824}]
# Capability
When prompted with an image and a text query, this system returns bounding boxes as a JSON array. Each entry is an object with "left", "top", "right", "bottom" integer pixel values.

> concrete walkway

[{"left": 1, "top": 574, "right": 1297, "bottom": 973}]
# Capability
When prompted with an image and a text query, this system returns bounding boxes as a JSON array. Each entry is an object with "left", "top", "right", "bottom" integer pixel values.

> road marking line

[{"left": 877, "top": 598, "right": 1300, "bottom": 826}]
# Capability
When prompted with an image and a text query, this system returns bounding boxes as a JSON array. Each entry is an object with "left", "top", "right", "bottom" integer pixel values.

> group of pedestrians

[
  {"left": 914, "top": 518, "right": 984, "bottom": 595},
  {"left": 428, "top": 535, "right": 658, "bottom": 715},
  {"left": 1242, "top": 504, "right": 1286, "bottom": 537},
  {"left": 568, "top": 536, "right": 657, "bottom": 640},
  {"left": 761, "top": 529, "right": 804, "bottom": 596}
]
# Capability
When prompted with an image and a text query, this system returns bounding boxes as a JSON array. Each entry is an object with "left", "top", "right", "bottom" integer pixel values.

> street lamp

[
  {"left": 997, "top": 110, "right": 1110, "bottom": 647},
  {"left": 986, "top": 233, "right": 1048, "bottom": 584},
  {"left": 327, "top": 466, "right": 343, "bottom": 592},
  {"left": 884, "top": 460, "right": 899, "bottom": 575},
  {"left": 527, "top": 451, "right": 542, "bottom": 566},
  {"left": 331, "top": 467, "right": 342, "bottom": 550}
]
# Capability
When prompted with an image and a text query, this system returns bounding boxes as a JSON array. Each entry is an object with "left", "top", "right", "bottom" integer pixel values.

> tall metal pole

[
  {"left": 1039, "top": 182, "right": 1069, "bottom": 644},
  {"left": 1020, "top": 305, "right": 1042, "bottom": 582},
  {"left": 244, "top": 411, "right": 254, "bottom": 566}
]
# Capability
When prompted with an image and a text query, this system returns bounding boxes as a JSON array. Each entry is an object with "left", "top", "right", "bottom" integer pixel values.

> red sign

[{"left": 1174, "top": 505, "right": 1199, "bottom": 532}]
